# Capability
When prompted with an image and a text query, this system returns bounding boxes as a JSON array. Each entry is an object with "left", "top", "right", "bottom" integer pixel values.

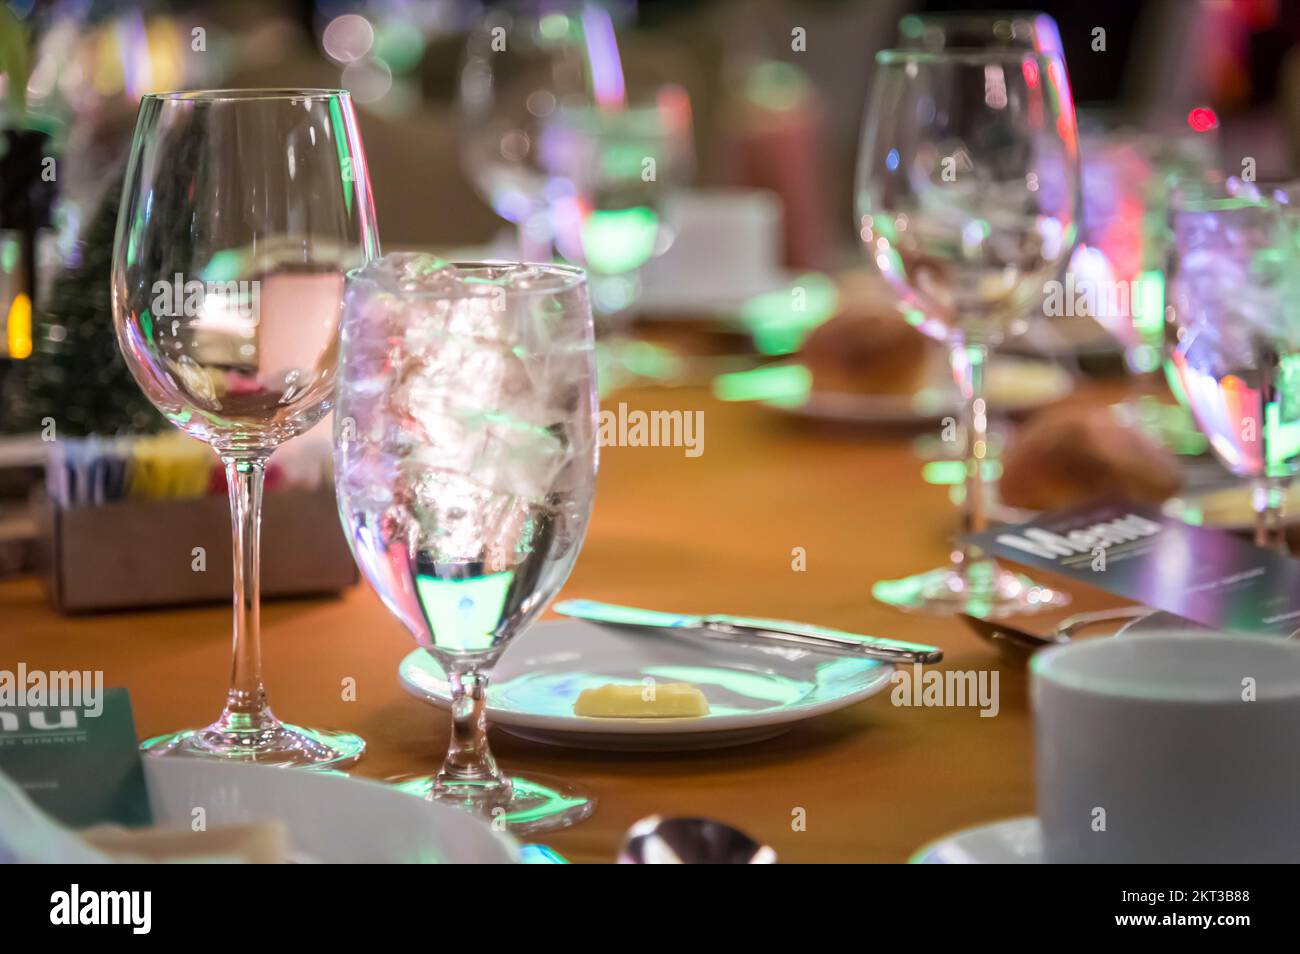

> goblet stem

[
  {"left": 1253, "top": 476, "right": 1289, "bottom": 553},
  {"left": 435, "top": 667, "right": 510, "bottom": 802},
  {"left": 216, "top": 456, "right": 275, "bottom": 734}
]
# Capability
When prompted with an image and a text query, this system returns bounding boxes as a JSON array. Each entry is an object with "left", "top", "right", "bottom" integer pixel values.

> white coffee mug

[{"left": 1032, "top": 632, "right": 1300, "bottom": 863}]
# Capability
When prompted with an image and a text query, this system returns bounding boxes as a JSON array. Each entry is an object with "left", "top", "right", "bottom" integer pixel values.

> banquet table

[{"left": 2, "top": 377, "right": 1137, "bottom": 864}]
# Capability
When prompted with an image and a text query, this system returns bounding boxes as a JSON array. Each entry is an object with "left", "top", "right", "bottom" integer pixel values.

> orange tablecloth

[{"left": 3, "top": 380, "right": 1134, "bottom": 863}]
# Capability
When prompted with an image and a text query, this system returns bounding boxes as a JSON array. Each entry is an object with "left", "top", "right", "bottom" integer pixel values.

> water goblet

[{"left": 333, "top": 254, "right": 598, "bottom": 833}]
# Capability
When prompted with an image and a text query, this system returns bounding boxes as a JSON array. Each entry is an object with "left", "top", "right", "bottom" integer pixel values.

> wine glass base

[
  {"left": 388, "top": 772, "right": 595, "bottom": 836},
  {"left": 140, "top": 723, "right": 365, "bottom": 770},
  {"left": 872, "top": 563, "right": 1068, "bottom": 618}
]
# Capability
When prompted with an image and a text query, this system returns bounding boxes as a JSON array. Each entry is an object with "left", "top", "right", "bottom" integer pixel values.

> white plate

[
  {"left": 144, "top": 758, "right": 519, "bottom": 863},
  {"left": 766, "top": 356, "right": 1073, "bottom": 426},
  {"left": 910, "top": 816, "right": 1041, "bottom": 863},
  {"left": 398, "top": 619, "right": 895, "bottom": 751}
]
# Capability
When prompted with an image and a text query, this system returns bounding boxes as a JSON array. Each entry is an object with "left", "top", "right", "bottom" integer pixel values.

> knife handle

[{"left": 701, "top": 616, "right": 943, "bottom": 664}]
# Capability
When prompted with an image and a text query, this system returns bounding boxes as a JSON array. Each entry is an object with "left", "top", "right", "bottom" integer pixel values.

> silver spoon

[
  {"left": 959, "top": 606, "right": 1152, "bottom": 660},
  {"left": 618, "top": 815, "right": 777, "bottom": 864}
]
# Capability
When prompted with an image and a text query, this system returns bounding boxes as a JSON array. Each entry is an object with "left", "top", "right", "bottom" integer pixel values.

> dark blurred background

[
  {"left": 0, "top": 0, "right": 1296, "bottom": 432},
  {"left": 0, "top": 0, "right": 1293, "bottom": 252}
]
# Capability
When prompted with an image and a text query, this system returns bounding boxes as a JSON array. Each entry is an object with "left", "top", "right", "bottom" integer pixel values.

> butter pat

[{"left": 574, "top": 682, "right": 710, "bottom": 718}]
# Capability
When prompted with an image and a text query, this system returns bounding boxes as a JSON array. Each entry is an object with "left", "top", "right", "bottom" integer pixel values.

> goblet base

[
  {"left": 872, "top": 561, "right": 1068, "bottom": 618},
  {"left": 140, "top": 722, "right": 364, "bottom": 770},
  {"left": 388, "top": 772, "right": 595, "bottom": 835}
]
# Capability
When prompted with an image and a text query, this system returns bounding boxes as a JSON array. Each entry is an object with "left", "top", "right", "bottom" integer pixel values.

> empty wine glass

[
  {"left": 545, "top": 69, "right": 693, "bottom": 388},
  {"left": 1166, "top": 177, "right": 1300, "bottom": 550},
  {"left": 547, "top": 85, "right": 694, "bottom": 321},
  {"left": 333, "top": 255, "right": 598, "bottom": 833},
  {"left": 457, "top": 3, "right": 593, "bottom": 261},
  {"left": 856, "top": 50, "right": 1080, "bottom": 616},
  {"left": 112, "top": 89, "right": 379, "bottom": 766}
]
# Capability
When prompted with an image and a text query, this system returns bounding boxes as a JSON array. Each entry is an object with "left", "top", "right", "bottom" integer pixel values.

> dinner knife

[{"left": 551, "top": 599, "right": 943, "bottom": 664}]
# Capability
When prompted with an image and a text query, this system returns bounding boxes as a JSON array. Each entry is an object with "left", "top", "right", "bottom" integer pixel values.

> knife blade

[{"left": 552, "top": 599, "right": 943, "bottom": 664}]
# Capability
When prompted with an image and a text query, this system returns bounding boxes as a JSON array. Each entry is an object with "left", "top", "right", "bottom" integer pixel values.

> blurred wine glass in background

[
  {"left": 1166, "top": 177, "right": 1300, "bottom": 550},
  {"left": 856, "top": 48, "right": 1081, "bottom": 616},
  {"left": 457, "top": 2, "right": 694, "bottom": 386},
  {"left": 457, "top": 3, "right": 594, "bottom": 262},
  {"left": 545, "top": 38, "right": 693, "bottom": 386},
  {"left": 547, "top": 74, "right": 693, "bottom": 323}
]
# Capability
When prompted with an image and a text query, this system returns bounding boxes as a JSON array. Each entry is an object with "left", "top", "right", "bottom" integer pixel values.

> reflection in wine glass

[
  {"left": 1167, "top": 178, "right": 1300, "bottom": 550},
  {"left": 856, "top": 50, "right": 1080, "bottom": 616},
  {"left": 112, "top": 89, "right": 379, "bottom": 766},
  {"left": 334, "top": 255, "right": 598, "bottom": 833}
]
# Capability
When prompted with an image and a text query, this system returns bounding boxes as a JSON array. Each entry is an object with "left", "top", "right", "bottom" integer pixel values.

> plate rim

[
  {"left": 396, "top": 623, "right": 895, "bottom": 737},
  {"left": 763, "top": 356, "right": 1074, "bottom": 424},
  {"left": 908, "top": 815, "right": 1041, "bottom": 864},
  {"left": 143, "top": 756, "right": 521, "bottom": 864}
]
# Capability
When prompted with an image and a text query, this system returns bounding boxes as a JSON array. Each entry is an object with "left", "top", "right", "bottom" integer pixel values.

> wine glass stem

[
  {"left": 437, "top": 668, "right": 508, "bottom": 796},
  {"left": 953, "top": 338, "right": 991, "bottom": 545},
  {"left": 1253, "top": 476, "right": 1288, "bottom": 553},
  {"left": 517, "top": 212, "right": 551, "bottom": 263},
  {"left": 218, "top": 456, "right": 274, "bottom": 733}
]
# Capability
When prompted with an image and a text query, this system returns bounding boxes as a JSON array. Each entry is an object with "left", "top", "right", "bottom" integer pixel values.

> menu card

[
  {"left": 0, "top": 686, "right": 152, "bottom": 827},
  {"left": 965, "top": 502, "right": 1300, "bottom": 637}
]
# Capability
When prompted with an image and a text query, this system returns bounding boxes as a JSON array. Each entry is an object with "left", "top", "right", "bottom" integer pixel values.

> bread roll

[
  {"left": 799, "top": 308, "right": 929, "bottom": 397},
  {"left": 1000, "top": 405, "right": 1182, "bottom": 510}
]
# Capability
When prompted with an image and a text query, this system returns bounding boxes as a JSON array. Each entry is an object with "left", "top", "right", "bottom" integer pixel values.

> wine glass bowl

[
  {"left": 334, "top": 254, "right": 598, "bottom": 832},
  {"left": 857, "top": 50, "right": 1078, "bottom": 346},
  {"left": 112, "top": 88, "right": 378, "bottom": 766}
]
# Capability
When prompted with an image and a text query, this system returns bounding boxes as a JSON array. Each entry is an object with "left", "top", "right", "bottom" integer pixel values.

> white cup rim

[{"left": 1031, "top": 632, "right": 1300, "bottom": 703}]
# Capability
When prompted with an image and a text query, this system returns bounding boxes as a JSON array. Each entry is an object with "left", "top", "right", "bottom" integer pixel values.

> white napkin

[{"left": 0, "top": 768, "right": 115, "bottom": 864}]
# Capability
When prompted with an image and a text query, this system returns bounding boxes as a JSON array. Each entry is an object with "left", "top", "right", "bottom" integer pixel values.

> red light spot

[{"left": 1188, "top": 106, "right": 1218, "bottom": 133}]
